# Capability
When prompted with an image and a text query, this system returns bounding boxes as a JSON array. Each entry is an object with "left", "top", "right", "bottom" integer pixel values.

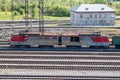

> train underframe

[{"left": 10, "top": 43, "right": 109, "bottom": 48}]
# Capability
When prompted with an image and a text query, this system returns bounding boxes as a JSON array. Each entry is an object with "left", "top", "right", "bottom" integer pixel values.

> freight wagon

[{"left": 112, "top": 36, "right": 120, "bottom": 48}]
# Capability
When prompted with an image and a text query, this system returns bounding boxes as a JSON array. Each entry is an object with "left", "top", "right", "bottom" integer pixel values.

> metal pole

[
  {"left": 39, "top": 0, "right": 44, "bottom": 34},
  {"left": 107, "top": 0, "right": 112, "bottom": 7},
  {"left": 30, "top": 9, "right": 32, "bottom": 31},
  {"left": 11, "top": 0, "right": 14, "bottom": 32},
  {"left": 25, "top": 0, "right": 29, "bottom": 29}
]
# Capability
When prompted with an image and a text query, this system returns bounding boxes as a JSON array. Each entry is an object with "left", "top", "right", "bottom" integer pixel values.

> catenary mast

[
  {"left": 11, "top": 0, "right": 44, "bottom": 33},
  {"left": 25, "top": 0, "right": 29, "bottom": 29},
  {"left": 39, "top": 0, "right": 44, "bottom": 34},
  {"left": 11, "top": 0, "right": 14, "bottom": 32}
]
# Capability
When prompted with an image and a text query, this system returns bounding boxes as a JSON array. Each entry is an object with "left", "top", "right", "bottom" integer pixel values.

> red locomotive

[{"left": 9, "top": 31, "right": 110, "bottom": 48}]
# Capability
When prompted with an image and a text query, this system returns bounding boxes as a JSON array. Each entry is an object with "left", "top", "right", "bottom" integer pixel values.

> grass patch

[
  {"left": 116, "top": 20, "right": 120, "bottom": 26},
  {"left": 44, "top": 15, "right": 69, "bottom": 20},
  {"left": 0, "top": 12, "right": 70, "bottom": 20},
  {"left": 0, "top": 12, "right": 23, "bottom": 20},
  {"left": 98, "top": 28, "right": 120, "bottom": 36},
  {"left": 0, "top": 12, "right": 11, "bottom": 20}
]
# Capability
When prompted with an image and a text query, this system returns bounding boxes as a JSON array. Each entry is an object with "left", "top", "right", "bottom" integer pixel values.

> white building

[{"left": 70, "top": 4, "right": 116, "bottom": 26}]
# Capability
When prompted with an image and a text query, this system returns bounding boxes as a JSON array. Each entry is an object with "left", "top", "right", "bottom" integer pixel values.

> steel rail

[
  {"left": 1, "top": 51, "right": 120, "bottom": 55},
  {"left": 0, "top": 75, "right": 120, "bottom": 80},
  {"left": 0, "top": 55, "right": 120, "bottom": 60},
  {"left": 0, "top": 64, "right": 120, "bottom": 71},
  {"left": 0, "top": 60, "right": 120, "bottom": 66}
]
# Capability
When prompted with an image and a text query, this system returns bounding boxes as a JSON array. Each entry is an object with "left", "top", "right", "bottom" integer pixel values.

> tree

[
  {"left": 115, "top": 3, "right": 120, "bottom": 15},
  {"left": 2, "top": 0, "right": 9, "bottom": 12}
]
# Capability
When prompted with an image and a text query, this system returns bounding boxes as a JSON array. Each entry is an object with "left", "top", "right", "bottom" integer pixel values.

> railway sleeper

[{"left": 0, "top": 76, "right": 120, "bottom": 80}]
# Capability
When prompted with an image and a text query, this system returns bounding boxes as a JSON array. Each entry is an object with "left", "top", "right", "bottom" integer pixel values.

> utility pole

[
  {"left": 25, "top": 0, "right": 29, "bottom": 29},
  {"left": 39, "top": 0, "right": 44, "bottom": 34},
  {"left": 11, "top": 0, "right": 14, "bottom": 32},
  {"left": 107, "top": 0, "right": 112, "bottom": 7}
]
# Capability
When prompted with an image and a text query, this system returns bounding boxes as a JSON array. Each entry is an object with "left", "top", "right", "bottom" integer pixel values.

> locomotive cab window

[{"left": 70, "top": 36, "right": 79, "bottom": 42}]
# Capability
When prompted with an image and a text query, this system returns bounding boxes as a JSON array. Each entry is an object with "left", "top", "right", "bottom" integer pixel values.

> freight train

[{"left": 9, "top": 30, "right": 114, "bottom": 48}]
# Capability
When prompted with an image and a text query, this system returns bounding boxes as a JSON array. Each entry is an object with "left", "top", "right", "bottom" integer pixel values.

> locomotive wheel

[
  {"left": 38, "top": 45, "right": 53, "bottom": 48},
  {"left": 66, "top": 45, "right": 81, "bottom": 48},
  {"left": 10, "top": 45, "right": 14, "bottom": 48},
  {"left": 89, "top": 46, "right": 95, "bottom": 48},
  {"left": 26, "top": 45, "right": 30, "bottom": 48},
  {"left": 23, "top": 45, "right": 30, "bottom": 48},
  {"left": 105, "top": 46, "right": 109, "bottom": 48},
  {"left": 10, "top": 45, "right": 30, "bottom": 48},
  {"left": 19, "top": 45, "right": 30, "bottom": 48},
  {"left": 10, "top": 45, "right": 19, "bottom": 48}
]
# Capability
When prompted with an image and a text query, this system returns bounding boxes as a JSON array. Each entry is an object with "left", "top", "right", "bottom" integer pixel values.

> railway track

[
  {"left": 0, "top": 64, "right": 120, "bottom": 71},
  {"left": 0, "top": 51, "right": 120, "bottom": 79},
  {"left": 0, "top": 59, "right": 120, "bottom": 66},
  {"left": 1, "top": 55, "right": 120, "bottom": 60},
  {"left": 0, "top": 75, "right": 120, "bottom": 80},
  {"left": 0, "top": 51, "right": 120, "bottom": 71},
  {"left": 0, "top": 19, "right": 120, "bottom": 27},
  {"left": 1, "top": 47, "right": 120, "bottom": 52},
  {"left": 1, "top": 51, "right": 120, "bottom": 60},
  {"left": 1, "top": 51, "right": 120, "bottom": 55}
]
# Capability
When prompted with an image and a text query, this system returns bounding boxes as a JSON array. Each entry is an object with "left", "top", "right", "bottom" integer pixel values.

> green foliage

[
  {"left": 114, "top": 3, "right": 120, "bottom": 15},
  {"left": 0, "top": 0, "right": 120, "bottom": 20},
  {"left": 91, "top": 0, "right": 107, "bottom": 4},
  {"left": 32, "top": 4, "right": 39, "bottom": 19},
  {"left": 19, "top": 8, "right": 24, "bottom": 15},
  {"left": 14, "top": 11, "right": 20, "bottom": 16},
  {"left": 1, "top": 0, "right": 9, "bottom": 12}
]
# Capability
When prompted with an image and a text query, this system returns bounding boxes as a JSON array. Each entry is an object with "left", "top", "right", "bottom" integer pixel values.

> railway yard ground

[
  {"left": 1, "top": 26, "right": 120, "bottom": 43},
  {"left": 1, "top": 20, "right": 120, "bottom": 79},
  {"left": 0, "top": 51, "right": 120, "bottom": 79},
  {"left": 0, "top": 19, "right": 120, "bottom": 42}
]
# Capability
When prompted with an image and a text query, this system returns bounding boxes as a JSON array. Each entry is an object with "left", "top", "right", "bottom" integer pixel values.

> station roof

[{"left": 71, "top": 4, "right": 116, "bottom": 12}]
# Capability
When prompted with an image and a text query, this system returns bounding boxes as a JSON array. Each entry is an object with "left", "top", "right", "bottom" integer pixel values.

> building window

[
  {"left": 95, "top": 14, "right": 97, "bottom": 18},
  {"left": 90, "top": 14, "right": 92, "bottom": 18},
  {"left": 99, "top": 14, "right": 102, "bottom": 18},
  {"left": 72, "top": 14, "right": 75, "bottom": 18},
  {"left": 111, "top": 14, "right": 115, "bottom": 18},
  {"left": 101, "top": 8, "right": 104, "bottom": 10},
  {"left": 104, "top": 14, "right": 106, "bottom": 18},
  {"left": 95, "top": 20, "right": 97, "bottom": 25},
  {"left": 85, "top": 21, "right": 88, "bottom": 24},
  {"left": 104, "top": 20, "right": 106, "bottom": 23},
  {"left": 80, "top": 14, "right": 83, "bottom": 19},
  {"left": 85, "top": 8, "right": 88, "bottom": 10},
  {"left": 110, "top": 20, "right": 113, "bottom": 24}
]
